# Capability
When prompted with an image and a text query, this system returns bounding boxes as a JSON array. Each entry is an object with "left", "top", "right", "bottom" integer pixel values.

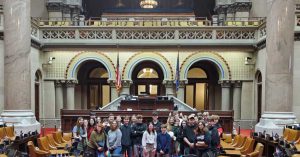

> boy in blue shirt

[{"left": 157, "top": 124, "right": 171, "bottom": 157}]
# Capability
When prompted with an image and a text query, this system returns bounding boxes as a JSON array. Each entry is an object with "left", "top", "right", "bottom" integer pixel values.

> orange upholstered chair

[
  {"left": 37, "top": 137, "right": 57, "bottom": 152},
  {"left": 242, "top": 143, "right": 264, "bottom": 157},
  {"left": 27, "top": 141, "right": 50, "bottom": 157}
]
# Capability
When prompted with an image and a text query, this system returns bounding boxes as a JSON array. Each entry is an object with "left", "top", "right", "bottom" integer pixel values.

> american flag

[{"left": 116, "top": 52, "right": 122, "bottom": 92}]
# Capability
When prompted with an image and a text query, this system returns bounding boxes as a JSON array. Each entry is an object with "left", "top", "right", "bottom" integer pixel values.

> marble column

[
  {"left": 120, "top": 80, "right": 131, "bottom": 96},
  {"left": 55, "top": 80, "right": 64, "bottom": 118},
  {"left": 0, "top": 40, "right": 4, "bottom": 113},
  {"left": 221, "top": 81, "right": 231, "bottom": 111},
  {"left": 164, "top": 80, "right": 175, "bottom": 96},
  {"left": 255, "top": 0, "right": 296, "bottom": 135},
  {"left": 1, "top": 0, "right": 40, "bottom": 134},
  {"left": 66, "top": 80, "right": 77, "bottom": 110},
  {"left": 62, "top": 6, "right": 71, "bottom": 21},
  {"left": 232, "top": 81, "right": 242, "bottom": 120}
]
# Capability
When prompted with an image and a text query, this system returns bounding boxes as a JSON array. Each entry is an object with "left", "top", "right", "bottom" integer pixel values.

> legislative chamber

[{"left": 0, "top": 0, "right": 300, "bottom": 156}]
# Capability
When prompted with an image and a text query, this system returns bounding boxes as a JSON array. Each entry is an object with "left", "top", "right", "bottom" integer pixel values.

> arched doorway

[
  {"left": 255, "top": 71, "right": 262, "bottom": 122},
  {"left": 131, "top": 61, "right": 165, "bottom": 96},
  {"left": 185, "top": 61, "right": 220, "bottom": 110},
  {"left": 35, "top": 70, "right": 42, "bottom": 121},
  {"left": 77, "top": 60, "right": 110, "bottom": 109}
]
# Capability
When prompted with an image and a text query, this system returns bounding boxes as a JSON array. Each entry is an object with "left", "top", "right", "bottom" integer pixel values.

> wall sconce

[
  {"left": 43, "top": 57, "right": 55, "bottom": 66},
  {"left": 245, "top": 57, "right": 255, "bottom": 65}
]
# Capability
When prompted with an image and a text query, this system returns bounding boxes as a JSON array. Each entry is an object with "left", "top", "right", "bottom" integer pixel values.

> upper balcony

[{"left": 29, "top": 17, "right": 267, "bottom": 47}]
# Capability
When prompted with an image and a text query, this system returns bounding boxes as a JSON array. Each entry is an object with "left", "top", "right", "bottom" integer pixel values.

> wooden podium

[{"left": 120, "top": 96, "right": 174, "bottom": 111}]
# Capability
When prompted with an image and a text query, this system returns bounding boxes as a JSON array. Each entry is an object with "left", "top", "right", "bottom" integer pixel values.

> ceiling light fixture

[{"left": 140, "top": 0, "right": 158, "bottom": 9}]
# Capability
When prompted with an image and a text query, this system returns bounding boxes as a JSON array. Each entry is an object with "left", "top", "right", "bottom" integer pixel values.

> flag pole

[{"left": 175, "top": 45, "right": 180, "bottom": 96}]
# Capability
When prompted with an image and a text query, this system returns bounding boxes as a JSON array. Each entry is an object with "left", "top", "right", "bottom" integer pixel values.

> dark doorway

[
  {"left": 34, "top": 72, "right": 41, "bottom": 121},
  {"left": 185, "top": 60, "right": 220, "bottom": 110},
  {"left": 131, "top": 61, "right": 165, "bottom": 96},
  {"left": 256, "top": 71, "right": 262, "bottom": 122},
  {"left": 77, "top": 61, "right": 110, "bottom": 109}
]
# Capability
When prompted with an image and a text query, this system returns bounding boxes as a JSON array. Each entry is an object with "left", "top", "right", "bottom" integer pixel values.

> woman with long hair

[
  {"left": 194, "top": 121, "right": 212, "bottom": 157},
  {"left": 88, "top": 118, "right": 96, "bottom": 140},
  {"left": 142, "top": 122, "right": 157, "bottom": 157},
  {"left": 177, "top": 120, "right": 187, "bottom": 156},
  {"left": 107, "top": 120, "right": 122, "bottom": 156},
  {"left": 72, "top": 117, "right": 86, "bottom": 154},
  {"left": 87, "top": 123, "right": 107, "bottom": 157}
]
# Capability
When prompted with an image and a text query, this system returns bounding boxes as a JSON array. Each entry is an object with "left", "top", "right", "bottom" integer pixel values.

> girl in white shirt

[{"left": 142, "top": 122, "right": 157, "bottom": 157}]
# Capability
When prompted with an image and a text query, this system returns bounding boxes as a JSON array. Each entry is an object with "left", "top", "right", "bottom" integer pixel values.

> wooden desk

[
  {"left": 253, "top": 136, "right": 277, "bottom": 157},
  {"left": 220, "top": 140, "right": 235, "bottom": 150},
  {"left": 120, "top": 99, "right": 173, "bottom": 111}
]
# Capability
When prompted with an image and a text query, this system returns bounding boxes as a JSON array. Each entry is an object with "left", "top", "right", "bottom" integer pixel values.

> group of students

[{"left": 72, "top": 111, "right": 222, "bottom": 157}]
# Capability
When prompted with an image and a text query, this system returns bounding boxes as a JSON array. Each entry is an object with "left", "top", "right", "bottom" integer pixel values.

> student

[
  {"left": 131, "top": 114, "right": 147, "bottom": 157},
  {"left": 72, "top": 117, "right": 86, "bottom": 153},
  {"left": 88, "top": 118, "right": 96, "bottom": 140},
  {"left": 208, "top": 115, "right": 220, "bottom": 156},
  {"left": 157, "top": 124, "right": 171, "bottom": 157},
  {"left": 183, "top": 114, "right": 197, "bottom": 155},
  {"left": 152, "top": 111, "right": 162, "bottom": 133},
  {"left": 194, "top": 121, "right": 211, "bottom": 157},
  {"left": 120, "top": 116, "right": 133, "bottom": 157},
  {"left": 142, "top": 122, "right": 157, "bottom": 157},
  {"left": 107, "top": 120, "right": 122, "bottom": 156},
  {"left": 87, "top": 123, "right": 107, "bottom": 157}
]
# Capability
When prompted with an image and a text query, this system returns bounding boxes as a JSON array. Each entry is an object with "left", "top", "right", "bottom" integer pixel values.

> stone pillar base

[
  {"left": 255, "top": 112, "right": 296, "bottom": 136},
  {"left": 1, "top": 110, "right": 40, "bottom": 135}
]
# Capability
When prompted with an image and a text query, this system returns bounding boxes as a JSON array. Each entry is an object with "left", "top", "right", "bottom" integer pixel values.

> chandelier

[{"left": 140, "top": 0, "right": 158, "bottom": 9}]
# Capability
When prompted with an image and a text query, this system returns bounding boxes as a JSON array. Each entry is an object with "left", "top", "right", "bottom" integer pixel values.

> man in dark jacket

[
  {"left": 208, "top": 115, "right": 220, "bottom": 156},
  {"left": 131, "top": 114, "right": 147, "bottom": 157},
  {"left": 120, "top": 116, "right": 132, "bottom": 157},
  {"left": 157, "top": 124, "right": 171, "bottom": 157},
  {"left": 183, "top": 114, "right": 197, "bottom": 155}
]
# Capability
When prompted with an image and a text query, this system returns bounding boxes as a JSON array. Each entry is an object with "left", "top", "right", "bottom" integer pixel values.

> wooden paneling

[{"left": 61, "top": 109, "right": 233, "bottom": 133}]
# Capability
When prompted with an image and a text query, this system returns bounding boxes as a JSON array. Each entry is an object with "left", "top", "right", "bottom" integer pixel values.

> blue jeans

[
  {"left": 133, "top": 144, "right": 143, "bottom": 157},
  {"left": 122, "top": 145, "right": 132, "bottom": 157},
  {"left": 96, "top": 151, "right": 105, "bottom": 157},
  {"left": 111, "top": 146, "right": 122, "bottom": 156}
]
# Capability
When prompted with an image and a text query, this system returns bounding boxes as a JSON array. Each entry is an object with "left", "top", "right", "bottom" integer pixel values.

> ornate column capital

[
  {"left": 232, "top": 80, "right": 242, "bottom": 88},
  {"left": 219, "top": 80, "right": 231, "bottom": 88},
  {"left": 54, "top": 80, "right": 65, "bottom": 87},
  {"left": 122, "top": 80, "right": 132, "bottom": 88},
  {"left": 65, "top": 79, "right": 78, "bottom": 87},
  {"left": 163, "top": 80, "right": 174, "bottom": 88}
]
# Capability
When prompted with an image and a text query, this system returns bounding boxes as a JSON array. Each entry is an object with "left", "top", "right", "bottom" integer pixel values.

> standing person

[
  {"left": 142, "top": 122, "right": 157, "bottom": 157},
  {"left": 152, "top": 111, "right": 162, "bottom": 134},
  {"left": 116, "top": 115, "right": 123, "bottom": 127},
  {"left": 87, "top": 123, "right": 107, "bottom": 157},
  {"left": 157, "top": 124, "right": 171, "bottom": 157},
  {"left": 131, "top": 114, "right": 137, "bottom": 127},
  {"left": 108, "top": 113, "right": 115, "bottom": 124},
  {"left": 172, "top": 118, "right": 180, "bottom": 156},
  {"left": 102, "top": 118, "right": 110, "bottom": 134},
  {"left": 107, "top": 120, "right": 122, "bottom": 156},
  {"left": 131, "top": 114, "right": 147, "bottom": 157},
  {"left": 72, "top": 117, "right": 86, "bottom": 154},
  {"left": 208, "top": 116, "right": 220, "bottom": 156},
  {"left": 120, "top": 116, "right": 133, "bottom": 157},
  {"left": 183, "top": 114, "right": 197, "bottom": 155},
  {"left": 194, "top": 121, "right": 212, "bottom": 157},
  {"left": 88, "top": 118, "right": 96, "bottom": 140},
  {"left": 177, "top": 120, "right": 187, "bottom": 156}
]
